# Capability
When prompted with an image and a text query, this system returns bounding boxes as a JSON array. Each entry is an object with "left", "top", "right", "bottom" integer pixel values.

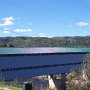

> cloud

[
  {"left": 3, "top": 28, "right": 10, "bottom": 34},
  {"left": 3, "top": 30, "right": 10, "bottom": 34},
  {"left": 0, "top": 16, "right": 15, "bottom": 26},
  {"left": 14, "top": 28, "right": 32, "bottom": 32},
  {"left": 39, "top": 33, "right": 46, "bottom": 37},
  {"left": 76, "top": 22, "right": 89, "bottom": 27}
]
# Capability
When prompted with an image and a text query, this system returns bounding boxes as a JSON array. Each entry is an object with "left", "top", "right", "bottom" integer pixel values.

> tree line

[{"left": 0, "top": 36, "right": 90, "bottom": 47}]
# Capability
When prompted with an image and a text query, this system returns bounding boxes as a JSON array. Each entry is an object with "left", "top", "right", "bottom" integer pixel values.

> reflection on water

[{"left": 0, "top": 47, "right": 90, "bottom": 54}]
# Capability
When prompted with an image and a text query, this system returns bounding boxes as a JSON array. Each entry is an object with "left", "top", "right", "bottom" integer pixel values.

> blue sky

[{"left": 0, "top": 0, "right": 90, "bottom": 37}]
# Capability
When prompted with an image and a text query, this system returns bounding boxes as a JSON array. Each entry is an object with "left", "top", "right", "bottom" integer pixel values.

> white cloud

[
  {"left": 39, "top": 33, "right": 46, "bottom": 37},
  {"left": 76, "top": 22, "right": 89, "bottom": 27},
  {"left": 14, "top": 28, "right": 32, "bottom": 32},
  {"left": 3, "top": 28, "right": 10, "bottom": 34},
  {"left": 3, "top": 30, "right": 10, "bottom": 34},
  {"left": 3, "top": 27, "right": 9, "bottom": 31},
  {"left": 0, "top": 16, "right": 15, "bottom": 26}
]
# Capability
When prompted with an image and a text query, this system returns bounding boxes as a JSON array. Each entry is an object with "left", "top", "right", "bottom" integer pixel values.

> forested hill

[{"left": 0, "top": 36, "right": 90, "bottom": 47}]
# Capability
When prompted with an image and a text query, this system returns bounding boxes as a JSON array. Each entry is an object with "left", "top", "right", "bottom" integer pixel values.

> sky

[{"left": 0, "top": 0, "right": 90, "bottom": 37}]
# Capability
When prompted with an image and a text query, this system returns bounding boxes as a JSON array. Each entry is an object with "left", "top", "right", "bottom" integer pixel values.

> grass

[
  {"left": 10, "top": 87, "right": 22, "bottom": 90},
  {"left": 0, "top": 82, "right": 22, "bottom": 90},
  {"left": 0, "top": 86, "right": 22, "bottom": 90}
]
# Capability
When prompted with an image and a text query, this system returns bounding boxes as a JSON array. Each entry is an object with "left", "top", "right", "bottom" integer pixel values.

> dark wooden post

[{"left": 60, "top": 73, "right": 67, "bottom": 90}]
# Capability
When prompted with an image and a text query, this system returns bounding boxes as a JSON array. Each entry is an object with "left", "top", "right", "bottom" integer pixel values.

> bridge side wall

[{"left": 0, "top": 53, "right": 86, "bottom": 80}]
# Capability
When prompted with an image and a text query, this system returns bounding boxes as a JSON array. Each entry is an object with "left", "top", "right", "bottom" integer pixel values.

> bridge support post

[
  {"left": 60, "top": 73, "right": 67, "bottom": 90},
  {"left": 48, "top": 75, "right": 57, "bottom": 90},
  {"left": 48, "top": 73, "right": 67, "bottom": 90}
]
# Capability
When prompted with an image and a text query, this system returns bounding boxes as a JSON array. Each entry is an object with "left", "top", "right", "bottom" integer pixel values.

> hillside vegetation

[{"left": 0, "top": 36, "right": 90, "bottom": 47}]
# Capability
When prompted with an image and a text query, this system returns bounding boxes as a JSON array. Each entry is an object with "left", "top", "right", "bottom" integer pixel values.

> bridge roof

[{"left": 0, "top": 48, "right": 90, "bottom": 55}]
